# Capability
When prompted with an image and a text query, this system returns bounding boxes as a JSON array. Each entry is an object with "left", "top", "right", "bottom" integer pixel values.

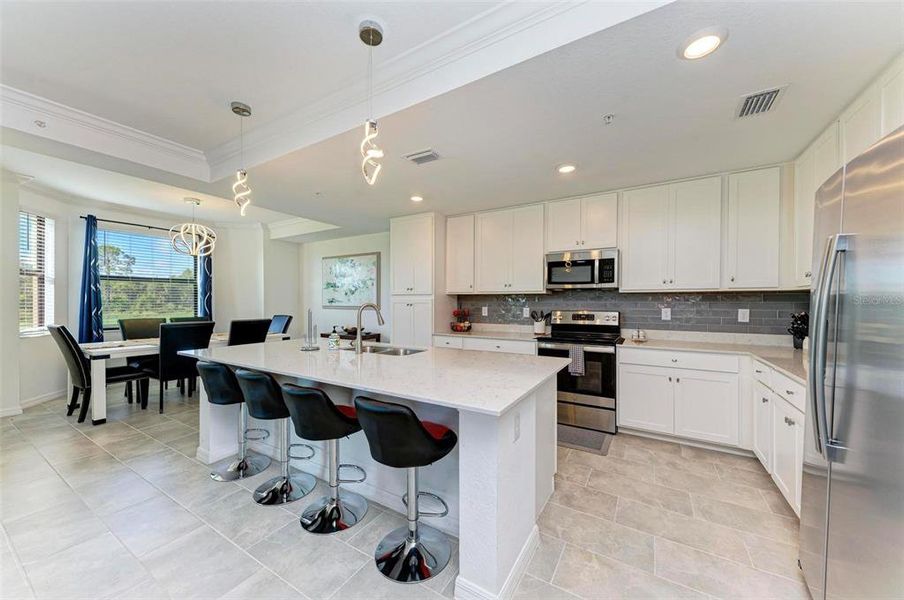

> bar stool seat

[
  {"left": 282, "top": 384, "right": 368, "bottom": 534},
  {"left": 234, "top": 369, "right": 316, "bottom": 505},
  {"left": 354, "top": 396, "right": 458, "bottom": 584},
  {"left": 196, "top": 361, "right": 270, "bottom": 481}
]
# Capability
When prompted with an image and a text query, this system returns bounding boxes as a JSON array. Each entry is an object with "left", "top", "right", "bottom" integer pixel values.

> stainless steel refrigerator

[{"left": 799, "top": 125, "right": 904, "bottom": 599}]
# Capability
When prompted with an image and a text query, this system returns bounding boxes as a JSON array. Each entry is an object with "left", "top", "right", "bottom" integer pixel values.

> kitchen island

[{"left": 181, "top": 339, "right": 570, "bottom": 600}]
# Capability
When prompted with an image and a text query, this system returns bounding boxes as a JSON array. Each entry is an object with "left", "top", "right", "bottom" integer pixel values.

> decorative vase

[
  {"left": 793, "top": 336, "right": 804, "bottom": 349},
  {"left": 533, "top": 321, "right": 546, "bottom": 335}
]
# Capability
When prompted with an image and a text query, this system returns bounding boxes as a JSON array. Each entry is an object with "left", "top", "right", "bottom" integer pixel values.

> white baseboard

[
  {"left": 617, "top": 427, "right": 756, "bottom": 458},
  {"left": 20, "top": 388, "right": 66, "bottom": 409},
  {"left": 0, "top": 407, "right": 23, "bottom": 418},
  {"left": 454, "top": 525, "right": 539, "bottom": 600}
]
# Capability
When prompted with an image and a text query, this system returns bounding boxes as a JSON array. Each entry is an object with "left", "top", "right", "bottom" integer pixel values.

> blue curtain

[
  {"left": 198, "top": 254, "right": 213, "bottom": 319},
  {"left": 77, "top": 215, "right": 104, "bottom": 343}
]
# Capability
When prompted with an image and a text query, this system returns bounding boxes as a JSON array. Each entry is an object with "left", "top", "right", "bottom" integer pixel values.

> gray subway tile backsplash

[{"left": 456, "top": 290, "right": 810, "bottom": 336}]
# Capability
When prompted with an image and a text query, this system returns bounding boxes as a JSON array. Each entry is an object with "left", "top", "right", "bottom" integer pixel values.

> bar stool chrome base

[
  {"left": 300, "top": 490, "right": 368, "bottom": 534},
  {"left": 374, "top": 523, "right": 451, "bottom": 583},
  {"left": 253, "top": 472, "right": 316, "bottom": 505},
  {"left": 210, "top": 452, "right": 271, "bottom": 482}
]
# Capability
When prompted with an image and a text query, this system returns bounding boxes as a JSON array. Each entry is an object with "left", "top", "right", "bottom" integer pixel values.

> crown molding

[{"left": 0, "top": 85, "right": 210, "bottom": 181}]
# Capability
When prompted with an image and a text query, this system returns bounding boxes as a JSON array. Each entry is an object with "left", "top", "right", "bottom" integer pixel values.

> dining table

[{"left": 76, "top": 332, "right": 290, "bottom": 425}]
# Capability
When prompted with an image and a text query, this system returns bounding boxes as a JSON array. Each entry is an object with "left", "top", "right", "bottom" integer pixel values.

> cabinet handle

[
  {"left": 676, "top": 377, "right": 680, "bottom": 383},
  {"left": 668, "top": 376, "right": 672, "bottom": 382},
  {"left": 761, "top": 397, "right": 769, "bottom": 403},
  {"left": 805, "top": 271, "right": 812, "bottom": 278},
  {"left": 671, "top": 358, "right": 678, "bottom": 363},
  {"left": 730, "top": 276, "right": 735, "bottom": 282},
  {"left": 788, "top": 418, "right": 796, "bottom": 426},
  {"left": 469, "top": 284, "right": 473, "bottom": 289},
  {"left": 662, "top": 279, "right": 667, "bottom": 284},
  {"left": 575, "top": 240, "right": 580, "bottom": 246},
  {"left": 581, "top": 240, "right": 585, "bottom": 245},
  {"left": 495, "top": 345, "right": 501, "bottom": 349},
  {"left": 755, "top": 369, "right": 763, "bottom": 374},
  {"left": 669, "top": 279, "right": 673, "bottom": 284},
  {"left": 785, "top": 389, "right": 794, "bottom": 395}
]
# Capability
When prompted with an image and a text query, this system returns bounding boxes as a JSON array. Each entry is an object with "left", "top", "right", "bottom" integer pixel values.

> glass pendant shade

[{"left": 360, "top": 120, "right": 383, "bottom": 186}]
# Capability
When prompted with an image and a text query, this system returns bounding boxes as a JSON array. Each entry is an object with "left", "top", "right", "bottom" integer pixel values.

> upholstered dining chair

[
  {"left": 268, "top": 314, "right": 293, "bottom": 335},
  {"left": 118, "top": 318, "right": 164, "bottom": 403},
  {"left": 138, "top": 321, "right": 214, "bottom": 413}
]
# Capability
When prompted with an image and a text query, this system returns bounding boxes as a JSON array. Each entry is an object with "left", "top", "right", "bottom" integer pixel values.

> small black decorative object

[{"left": 787, "top": 311, "right": 809, "bottom": 349}]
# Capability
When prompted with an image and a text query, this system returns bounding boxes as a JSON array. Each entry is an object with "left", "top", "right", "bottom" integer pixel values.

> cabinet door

[
  {"left": 617, "top": 364, "right": 674, "bottom": 434},
  {"left": 581, "top": 193, "right": 618, "bottom": 249},
  {"left": 621, "top": 185, "right": 670, "bottom": 290},
  {"left": 793, "top": 147, "right": 817, "bottom": 287},
  {"left": 446, "top": 214, "right": 475, "bottom": 293},
  {"left": 411, "top": 300, "right": 434, "bottom": 349},
  {"left": 475, "top": 210, "right": 513, "bottom": 293},
  {"left": 510, "top": 204, "right": 545, "bottom": 292},
  {"left": 409, "top": 215, "right": 434, "bottom": 294},
  {"left": 673, "top": 369, "right": 739, "bottom": 446},
  {"left": 546, "top": 198, "right": 582, "bottom": 252},
  {"left": 772, "top": 397, "right": 804, "bottom": 514},
  {"left": 670, "top": 177, "right": 721, "bottom": 289},
  {"left": 753, "top": 381, "right": 773, "bottom": 471},
  {"left": 390, "top": 219, "right": 414, "bottom": 294},
  {"left": 842, "top": 87, "right": 881, "bottom": 163},
  {"left": 726, "top": 168, "right": 781, "bottom": 288},
  {"left": 390, "top": 301, "right": 413, "bottom": 347},
  {"left": 879, "top": 59, "right": 904, "bottom": 136}
]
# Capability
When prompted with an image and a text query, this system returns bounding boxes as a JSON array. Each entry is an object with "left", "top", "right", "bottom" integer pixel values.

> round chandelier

[{"left": 170, "top": 198, "right": 217, "bottom": 257}]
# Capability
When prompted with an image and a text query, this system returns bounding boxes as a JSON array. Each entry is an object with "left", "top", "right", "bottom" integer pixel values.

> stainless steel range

[{"left": 536, "top": 310, "right": 623, "bottom": 434}]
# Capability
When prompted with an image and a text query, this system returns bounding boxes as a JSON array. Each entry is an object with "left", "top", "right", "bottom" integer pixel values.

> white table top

[
  {"left": 181, "top": 339, "right": 570, "bottom": 416},
  {"left": 79, "top": 333, "right": 288, "bottom": 358}
]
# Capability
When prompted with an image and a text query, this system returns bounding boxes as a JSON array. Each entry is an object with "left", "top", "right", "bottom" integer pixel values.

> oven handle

[{"left": 538, "top": 342, "right": 615, "bottom": 354}]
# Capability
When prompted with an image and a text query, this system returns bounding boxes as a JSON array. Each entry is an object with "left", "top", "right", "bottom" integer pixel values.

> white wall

[
  {"left": 0, "top": 172, "right": 22, "bottom": 416},
  {"left": 300, "top": 232, "right": 391, "bottom": 341},
  {"left": 263, "top": 235, "right": 302, "bottom": 338},
  {"left": 212, "top": 224, "right": 265, "bottom": 332}
]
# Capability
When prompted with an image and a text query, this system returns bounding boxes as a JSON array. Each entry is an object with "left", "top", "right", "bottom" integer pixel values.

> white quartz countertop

[
  {"left": 620, "top": 339, "right": 807, "bottom": 383},
  {"left": 182, "top": 339, "right": 570, "bottom": 416},
  {"left": 434, "top": 330, "right": 541, "bottom": 342}
]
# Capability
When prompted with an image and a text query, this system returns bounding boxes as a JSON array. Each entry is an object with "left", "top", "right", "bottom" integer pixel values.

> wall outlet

[
  {"left": 482, "top": 306, "right": 488, "bottom": 317},
  {"left": 661, "top": 308, "right": 671, "bottom": 321},
  {"left": 522, "top": 307, "right": 531, "bottom": 318},
  {"left": 738, "top": 308, "right": 750, "bottom": 323},
  {"left": 513, "top": 411, "right": 521, "bottom": 442}
]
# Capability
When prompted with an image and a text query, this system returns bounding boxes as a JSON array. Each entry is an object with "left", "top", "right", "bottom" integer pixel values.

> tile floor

[{"left": 0, "top": 384, "right": 809, "bottom": 599}]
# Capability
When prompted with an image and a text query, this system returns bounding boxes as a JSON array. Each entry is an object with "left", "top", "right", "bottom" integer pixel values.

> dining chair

[
  {"left": 227, "top": 319, "right": 272, "bottom": 346},
  {"left": 169, "top": 316, "right": 210, "bottom": 323},
  {"left": 48, "top": 325, "right": 147, "bottom": 423},
  {"left": 138, "top": 321, "right": 215, "bottom": 413},
  {"left": 118, "top": 318, "right": 164, "bottom": 403},
  {"left": 268, "top": 314, "right": 293, "bottom": 335}
]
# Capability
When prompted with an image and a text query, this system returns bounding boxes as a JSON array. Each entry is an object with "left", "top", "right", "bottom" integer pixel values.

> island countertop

[{"left": 181, "top": 339, "right": 570, "bottom": 416}]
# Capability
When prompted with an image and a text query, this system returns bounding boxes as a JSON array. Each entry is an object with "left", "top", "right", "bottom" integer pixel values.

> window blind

[
  {"left": 97, "top": 227, "right": 198, "bottom": 329},
  {"left": 18, "top": 211, "right": 55, "bottom": 334}
]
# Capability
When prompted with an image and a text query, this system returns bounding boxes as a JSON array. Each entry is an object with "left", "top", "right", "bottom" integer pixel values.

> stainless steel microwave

[{"left": 545, "top": 249, "right": 619, "bottom": 290}]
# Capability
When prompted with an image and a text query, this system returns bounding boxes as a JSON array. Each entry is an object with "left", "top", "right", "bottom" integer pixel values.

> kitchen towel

[{"left": 568, "top": 345, "right": 585, "bottom": 376}]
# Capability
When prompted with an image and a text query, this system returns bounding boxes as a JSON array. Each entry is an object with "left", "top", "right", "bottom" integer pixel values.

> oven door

[
  {"left": 538, "top": 343, "right": 617, "bottom": 433},
  {"left": 545, "top": 258, "right": 597, "bottom": 289}
]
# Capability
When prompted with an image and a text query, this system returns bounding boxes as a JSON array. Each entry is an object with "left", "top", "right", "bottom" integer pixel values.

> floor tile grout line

[{"left": 0, "top": 518, "right": 39, "bottom": 599}]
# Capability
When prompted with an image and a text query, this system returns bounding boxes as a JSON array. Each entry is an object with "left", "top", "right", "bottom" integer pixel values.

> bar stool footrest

[
  {"left": 401, "top": 491, "right": 449, "bottom": 518},
  {"left": 338, "top": 463, "right": 366, "bottom": 484},
  {"left": 243, "top": 427, "right": 270, "bottom": 442},
  {"left": 288, "top": 443, "right": 315, "bottom": 460}
]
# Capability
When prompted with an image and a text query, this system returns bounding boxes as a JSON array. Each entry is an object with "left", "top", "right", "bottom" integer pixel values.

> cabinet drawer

[
  {"left": 461, "top": 337, "right": 536, "bottom": 355},
  {"left": 618, "top": 347, "right": 739, "bottom": 373},
  {"left": 433, "top": 335, "right": 463, "bottom": 349},
  {"left": 772, "top": 370, "right": 806, "bottom": 413},
  {"left": 752, "top": 360, "right": 772, "bottom": 387}
]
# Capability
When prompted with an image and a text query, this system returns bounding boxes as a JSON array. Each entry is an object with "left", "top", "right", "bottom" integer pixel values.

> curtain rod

[{"left": 79, "top": 215, "right": 171, "bottom": 233}]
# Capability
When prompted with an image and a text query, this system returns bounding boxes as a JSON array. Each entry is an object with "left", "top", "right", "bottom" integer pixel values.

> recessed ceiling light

[
  {"left": 410, "top": 195, "right": 424, "bottom": 202},
  {"left": 557, "top": 164, "right": 576, "bottom": 174},
  {"left": 679, "top": 27, "right": 728, "bottom": 60}
]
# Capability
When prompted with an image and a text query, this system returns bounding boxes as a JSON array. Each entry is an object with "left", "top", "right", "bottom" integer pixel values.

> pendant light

[
  {"left": 359, "top": 21, "right": 384, "bottom": 186},
  {"left": 231, "top": 101, "right": 252, "bottom": 215},
  {"left": 170, "top": 198, "right": 217, "bottom": 257}
]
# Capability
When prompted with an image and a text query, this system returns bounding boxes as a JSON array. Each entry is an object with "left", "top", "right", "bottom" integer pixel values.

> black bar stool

[
  {"left": 354, "top": 396, "right": 458, "bottom": 583},
  {"left": 282, "top": 384, "right": 368, "bottom": 534},
  {"left": 196, "top": 361, "right": 271, "bottom": 481},
  {"left": 234, "top": 369, "right": 316, "bottom": 505}
]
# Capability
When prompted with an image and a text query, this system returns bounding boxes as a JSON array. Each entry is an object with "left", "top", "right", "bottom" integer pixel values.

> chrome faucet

[{"left": 354, "top": 303, "right": 385, "bottom": 354}]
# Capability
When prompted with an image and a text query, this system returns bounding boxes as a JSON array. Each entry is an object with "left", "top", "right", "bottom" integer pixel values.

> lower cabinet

[
  {"left": 391, "top": 299, "right": 433, "bottom": 349},
  {"left": 753, "top": 381, "right": 773, "bottom": 471},
  {"left": 771, "top": 395, "right": 804, "bottom": 514},
  {"left": 618, "top": 364, "right": 675, "bottom": 434},
  {"left": 432, "top": 335, "right": 536, "bottom": 355}
]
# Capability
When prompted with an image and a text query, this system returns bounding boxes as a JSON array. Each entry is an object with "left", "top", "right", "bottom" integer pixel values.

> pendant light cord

[{"left": 368, "top": 42, "right": 374, "bottom": 119}]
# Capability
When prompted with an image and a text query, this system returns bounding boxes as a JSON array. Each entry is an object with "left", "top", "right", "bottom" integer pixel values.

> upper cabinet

[
  {"left": 445, "top": 214, "right": 475, "bottom": 294},
  {"left": 841, "top": 54, "right": 903, "bottom": 163},
  {"left": 794, "top": 123, "right": 839, "bottom": 287},
  {"left": 621, "top": 177, "right": 720, "bottom": 291},
  {"left": 390, "top": 213, "right": 434, "bottom": 295},
  {"left": 726, "top": 167, "right": 781, "bottom": 289},
  {"left": 475, "top": 204, "right": 544, "bottom": 293},
  {"left": 546, "top": 193, "right": 617, "bottom": 252}
]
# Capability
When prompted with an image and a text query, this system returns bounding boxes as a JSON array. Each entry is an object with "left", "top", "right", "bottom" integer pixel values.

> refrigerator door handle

[{"left": 810, "top": 233, "right": 849, "bottom": 459}]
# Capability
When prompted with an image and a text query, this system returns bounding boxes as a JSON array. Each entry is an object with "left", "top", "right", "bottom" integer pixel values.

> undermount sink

[
  {"left": 340, "top": 346, "right": 384, "bottom": 353},
  {"left": 340, "top": 346, "right": 425, "bottom": 356}
]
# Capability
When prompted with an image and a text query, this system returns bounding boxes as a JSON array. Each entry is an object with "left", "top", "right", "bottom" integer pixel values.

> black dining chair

[
  {"left": 138, "top": 321, "right": 214, "bottom": 413},
  {"left": 227, "top": 319, "right": 272, "bottom": 346},
  {"left": 118, "top": 318, "right": 164, "bottom": 403},
  {"left": 268, "top": 314, "right": 293, "bottom": 335},
  {"left": 169, "top": 316, "right": 210, "bottom": 323},
  {"left": 48, "top": 325, "right": 147, "bottom": 423}
]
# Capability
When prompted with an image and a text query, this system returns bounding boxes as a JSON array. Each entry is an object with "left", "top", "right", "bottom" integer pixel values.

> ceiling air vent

[
  {"left": 736, "top": 87, "right": 785, "bottom": 118},
  {"left": 403, "top": 148, "right": 440, "bottom": 165}
]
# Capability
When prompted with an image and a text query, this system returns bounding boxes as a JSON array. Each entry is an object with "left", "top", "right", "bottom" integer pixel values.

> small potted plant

[
  {"left": 787, "top": 311, "right": 809, "bottom": 349},
  {"left": 451, "top": 309, "right": 471, "bottom": 333}
]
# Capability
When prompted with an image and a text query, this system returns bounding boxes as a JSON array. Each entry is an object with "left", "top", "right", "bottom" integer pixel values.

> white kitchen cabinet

[
  {"left": 432, "top": 335, "right": 463, "bottom": 349},
  {"left": 673, "top": 369, "right": 739, "bottom": 446},
  {"left": 753, "top": 381, "right": 773, "bottom": 471},
  {"left": 772, "top": 395, "right": 804, "bottom": 514},
  {"left": 621, "top": 177, "right": 721, "bottom": 291},
  {"left": 391, "top": 298, "right": 433, "bottom": 348},
  {"left": 726, "top": 167, "right": 781, "bottom": 288},
  {"left": 546, "top": 193, "right": 617, "bottom": 252},
  {"left": 879, "top": 57, "right": 904, "bottom": 136},
  {"left": 842, "top": 86, "right": 882, "bottom": 164},
  {"left": 617, "top": 364, "right": 675, "bottom": 434},
  {"left": 475, "top": 204, "right": 544, "bottom": 293},
  {"left": 461, "top": 337, "right": 536, "bottom": 355},
  {"left": 390, "top": 214, "right": 433, "bottom": 295},
  {"left": 445, "top": 214, "right": 475, "bottom": 294}
]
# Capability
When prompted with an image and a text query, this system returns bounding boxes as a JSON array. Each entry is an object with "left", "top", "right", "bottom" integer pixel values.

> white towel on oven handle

[{"left": 567, "top": 345, "right": 585, "bottom": 376}]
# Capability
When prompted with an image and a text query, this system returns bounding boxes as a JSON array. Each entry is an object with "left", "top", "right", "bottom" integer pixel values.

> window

[
  {"left": 18, "top": 211, "right": 55, "bottom": 334},
  {"left": 97, "top": 227, "right": 198, "bottom": 329}
]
